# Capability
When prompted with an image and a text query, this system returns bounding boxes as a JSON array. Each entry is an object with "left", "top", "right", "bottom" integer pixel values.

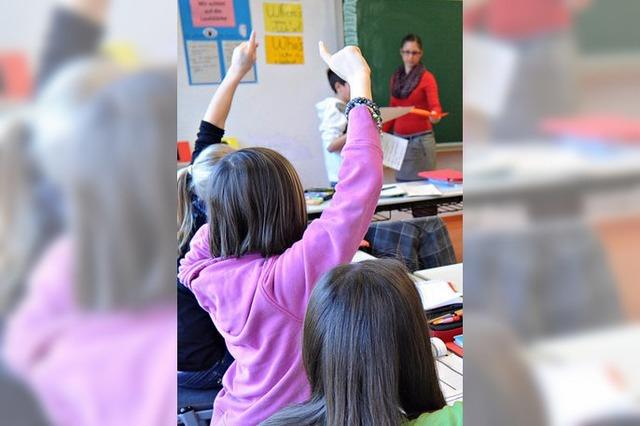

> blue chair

[{"left": 177, "top": 386, "right": 218, "bottom": 426}]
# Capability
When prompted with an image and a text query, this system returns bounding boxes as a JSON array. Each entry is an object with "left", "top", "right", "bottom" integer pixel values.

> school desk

[
  {"left": 464, "top": 143, "right": 640, "bottom": 214},
  {"left": 307, "top": 182, "right": 463, "bottom": 220}
]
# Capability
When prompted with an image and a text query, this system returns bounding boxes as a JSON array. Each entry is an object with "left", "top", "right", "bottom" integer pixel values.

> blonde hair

[
  {"left": 0, "top": 115, "right": 36, "bottom": 312},
  {"left": 32, "top": 58, "right": 123, "bottom": 188},
  {"left": 0, "top": 59, "right": 122, "bottom": 313},
  {"left": 177, "top": 143, "right": 235, "bottom": 255}
]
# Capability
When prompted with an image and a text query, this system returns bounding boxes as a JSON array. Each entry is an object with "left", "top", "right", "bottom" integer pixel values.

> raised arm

[
  {"left": 37, "top": 0, "right": 109, "bottom": 90},
  {"left": 203, "top": 31, "right": 257, "bottom": 128},
  {"left": 192, "top": 31, "right": 258, "bottom": 162},
  {"left": 269, "top": 44, "right": 383, "bottom": 318}
]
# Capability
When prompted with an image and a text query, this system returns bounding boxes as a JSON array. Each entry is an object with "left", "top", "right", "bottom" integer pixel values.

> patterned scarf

[{"left": 391, "top": 63, "right": 426, "bottom": 99}]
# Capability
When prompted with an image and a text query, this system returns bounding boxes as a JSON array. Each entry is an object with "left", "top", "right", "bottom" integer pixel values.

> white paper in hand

[
  {"left": 381, "top": 132, "right": 408, "bottom": 170},
  {"left": 464, "top": 34, "right": 517, "bottom": 117}
]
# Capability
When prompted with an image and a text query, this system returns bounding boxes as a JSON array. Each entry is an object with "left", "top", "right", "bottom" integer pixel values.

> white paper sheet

[
  {"left": 380, "top": 132, "right": 408, "bottom": 170},
  {"left": 414, "top": 279, "right": 463, "bottom": 310},
  {"left": 187, "top": 40, "right": 221, "bottom": 84},
  {"left": 404, "top": 184, "right": 442, "bottom": 197},
  {"left": 351, "top": 250, "right": 376, "bottom": 263},
  {"left": 464, "top": 34, "right": 517, "bottom": 117},
  {"left": 380, "top": 184, "right": 407, "bottom": 198},
  {"left": 437, "top": 354, "right": 464, "bottom": 404}
]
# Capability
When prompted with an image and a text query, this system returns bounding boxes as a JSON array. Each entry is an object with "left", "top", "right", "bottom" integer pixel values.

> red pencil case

[{"left": 426, "top": 303, "right": 463, "bottom": 343}]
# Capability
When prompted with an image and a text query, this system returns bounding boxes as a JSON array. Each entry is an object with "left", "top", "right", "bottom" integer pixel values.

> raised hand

[
  {"left": 228, "top": 30, "right": 258, "bottom": 79},
  {"left": 318, "top": 42, "right": 371, "bottom": 100},
  {"left": 203, "top": 31, "right": 257, "bottom": 128}
]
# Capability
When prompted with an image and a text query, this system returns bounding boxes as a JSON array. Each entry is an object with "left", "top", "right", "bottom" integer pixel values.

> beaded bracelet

[{"left": 344, "top": 97, "right": 382, "bottom": 132}]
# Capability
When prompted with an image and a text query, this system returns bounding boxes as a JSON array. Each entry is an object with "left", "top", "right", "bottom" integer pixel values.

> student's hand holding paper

[
  {"left": 318, "top": 42, "right": 371, "bottom": 100},
  {"left": 227, "top": 30, "right": 258, "bottom": 80},
  {"left": 429, "top": 111, "right": 441, "bottom": 124}
]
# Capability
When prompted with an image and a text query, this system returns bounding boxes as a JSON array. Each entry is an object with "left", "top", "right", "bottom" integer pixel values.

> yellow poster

[
  {"left": 265, "top": 35, "right": 304, "bottom": 64},
  {"left": 263, "top": 2, "right": 303, "bottom": 33}
]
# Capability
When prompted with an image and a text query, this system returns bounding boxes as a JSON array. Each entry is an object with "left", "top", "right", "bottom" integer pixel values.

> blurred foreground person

[{"left": 2, "top": 69, "right": 177, "bottom": 426}]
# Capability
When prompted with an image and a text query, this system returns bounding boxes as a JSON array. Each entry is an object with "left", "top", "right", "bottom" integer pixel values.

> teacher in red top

[{"left": 383, "top": 34, "right": 442, "bottom": 181}]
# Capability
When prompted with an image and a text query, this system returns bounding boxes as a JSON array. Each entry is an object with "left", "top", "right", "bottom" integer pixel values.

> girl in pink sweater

[{"left": 178, "top": 43, "right": 383, "bottom": 425}]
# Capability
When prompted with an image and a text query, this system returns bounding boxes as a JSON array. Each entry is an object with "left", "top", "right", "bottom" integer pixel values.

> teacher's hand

[{"left": 318, "top": 42, "right": 372, "bottom": 100}]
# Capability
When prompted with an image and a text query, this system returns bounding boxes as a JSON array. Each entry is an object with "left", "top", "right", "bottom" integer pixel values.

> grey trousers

[{"left": 395, "top": 131, "right": 437, "bottom": 181}]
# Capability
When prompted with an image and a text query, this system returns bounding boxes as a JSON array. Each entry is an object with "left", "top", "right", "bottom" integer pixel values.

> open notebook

[
  {"left": 432, "top": 337, "right": 463, "bottom": 404},
  {"left": 415, "top": 279, "right": 463, "bottom": 310}
]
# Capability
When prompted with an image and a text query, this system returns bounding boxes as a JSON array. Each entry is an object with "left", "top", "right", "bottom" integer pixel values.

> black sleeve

[
  {"left": 37, "top": 7, "right": 103, "bottom": 91},
  {"left": 191, "top": 120, "right": 225, "bottom": 164}
]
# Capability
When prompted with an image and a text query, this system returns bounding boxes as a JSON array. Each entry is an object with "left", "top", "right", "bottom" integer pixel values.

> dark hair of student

[
  {"left": 326, "top": 69, "right": 347, "bottom": 94},
  {"left": 262, "top": 259, "right": 446, "bottom": 426},
  {"left": 206, "top": 147, "right": 307, "bottom": 258},
  {"left": 401, "top": 33, "right": 423, "bottom": 51}
]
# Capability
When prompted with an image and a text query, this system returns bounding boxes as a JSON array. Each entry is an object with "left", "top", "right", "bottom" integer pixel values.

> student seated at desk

[
  {"left": 178, "top": 43, "right": 383, "bottom": 424},
  {"left": 3, "top": 69, "right": 177, "bottom": 426},
  {"left": 263, "top": 259, "right": 462, "bottom": 426},
  {"left": 176, "top": 29, "right": 256, "bottom": 391}
]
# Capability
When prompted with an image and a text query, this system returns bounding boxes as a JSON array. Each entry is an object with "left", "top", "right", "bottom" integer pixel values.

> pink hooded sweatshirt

[
  {"left": 2, "top": 237, "right": 177, "bottom": 426},
  {"left": 178, "top": 106, "right": 383, "bottom": 425}
]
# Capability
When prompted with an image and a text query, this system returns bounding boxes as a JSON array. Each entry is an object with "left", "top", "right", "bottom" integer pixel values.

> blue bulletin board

[{"left": 179, "top": 0, "right": 257, "bottom": 85}]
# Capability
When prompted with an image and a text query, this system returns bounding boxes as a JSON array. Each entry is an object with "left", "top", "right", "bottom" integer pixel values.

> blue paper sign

[{"left": 179, "top": 0, "right": 257, "bottom": 85}]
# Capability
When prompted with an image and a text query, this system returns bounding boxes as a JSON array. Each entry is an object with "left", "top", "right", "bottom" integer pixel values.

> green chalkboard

[{"left": 345, "top": 0, "right": 462, "bottom": 143}]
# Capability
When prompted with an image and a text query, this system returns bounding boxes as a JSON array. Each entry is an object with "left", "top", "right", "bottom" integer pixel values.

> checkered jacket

[{"left": 365, "top": 217, "right": 456, "bottom": 272}]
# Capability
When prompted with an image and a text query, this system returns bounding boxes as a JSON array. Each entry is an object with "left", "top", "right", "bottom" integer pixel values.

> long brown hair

[
  {"left": 65, "top": 69, "right": 176, "bottom": 309},
  {"left": 263, "top": 259, "right": 446, "bottom": 425},
  {"left": 206, "top": 147, "right": 307, "bottom": 258}
]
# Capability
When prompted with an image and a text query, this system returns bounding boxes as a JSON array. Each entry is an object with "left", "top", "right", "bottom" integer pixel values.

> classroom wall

[
  {"left": 0, "top": 0, "right": 175, "bottom": 70},
  {"left": 178, "top": 0, "right": 343, "bottom": 188}
]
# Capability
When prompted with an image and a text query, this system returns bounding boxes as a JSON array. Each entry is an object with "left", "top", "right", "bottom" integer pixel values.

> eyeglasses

[{"left": 401, "top": 50, "right": 422, "bottom": 56}]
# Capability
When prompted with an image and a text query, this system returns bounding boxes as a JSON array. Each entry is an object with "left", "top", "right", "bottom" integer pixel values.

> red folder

[
  {"left": 177, "top": 141, "right": 191, "bottom": 163},
  {"left": 0, "top": 52, "right": 32, "bottom": 99},
  {"left": 418, "top": 169, "right": 463, "bottom": 183},
  {"left": 542, "top": 116, "right": 640, "bottom": 144},
  {"left": 446, "top": 341, "right": 463, "bottom": 357}
]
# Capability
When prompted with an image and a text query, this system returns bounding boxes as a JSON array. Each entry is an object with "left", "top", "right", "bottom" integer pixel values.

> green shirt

[{"left": 405, "top": 401, "right": 463, "bottom": 426}]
